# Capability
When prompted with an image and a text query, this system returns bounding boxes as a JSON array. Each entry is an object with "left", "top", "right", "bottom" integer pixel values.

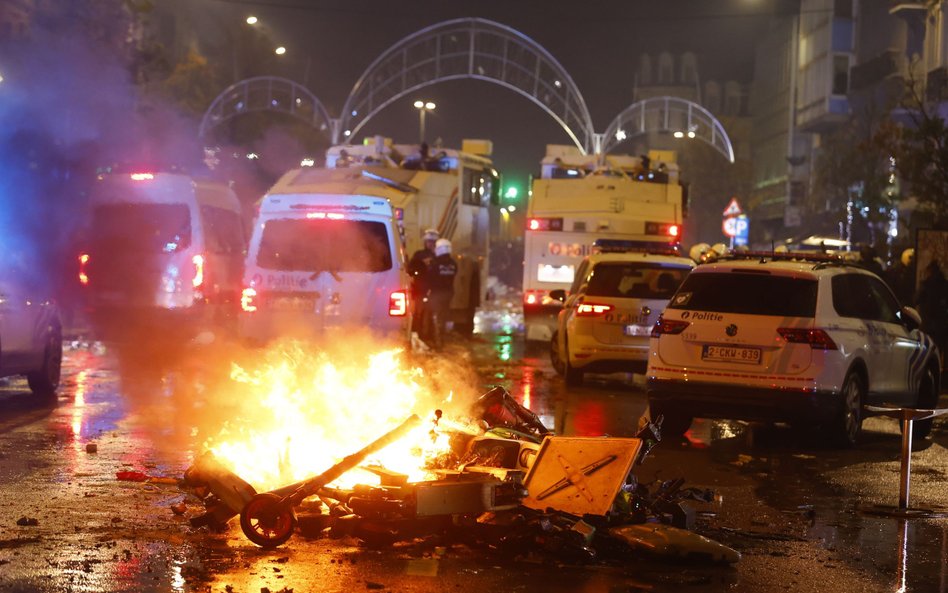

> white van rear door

[{"left": 252, "top": 215, "right": 400, "bottom": 331}]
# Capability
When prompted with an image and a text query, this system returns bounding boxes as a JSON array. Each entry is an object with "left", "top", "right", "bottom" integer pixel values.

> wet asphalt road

[{"left": 0, "top": 331, "right": 946, "bottom": 593}]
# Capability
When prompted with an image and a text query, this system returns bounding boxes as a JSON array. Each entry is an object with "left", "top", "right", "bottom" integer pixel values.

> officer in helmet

[
  {"left": 886, "top": 248, "right": 916, "bottom": 305},
  {"left": 425, "top": 238, "right": 458, "bottom": 349},
  {"left": 408, "top": 229, "right": 439, "bottom": 337}
]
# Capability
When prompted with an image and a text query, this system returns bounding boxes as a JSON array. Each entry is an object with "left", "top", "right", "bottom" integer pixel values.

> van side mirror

[
  {"left": 549, "top": 289, "right": 567, "bottom": 303},
  {"left": 900, "top": 306, "right": 922, "bottom": 331}
]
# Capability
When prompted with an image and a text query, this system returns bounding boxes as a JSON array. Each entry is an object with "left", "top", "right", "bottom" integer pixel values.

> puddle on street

[
  {"left": 685, "top": 419, "right": 948, "bottom": 593},
  {"left": 486, "top": 330, "right": 948, "bottom": 592}
]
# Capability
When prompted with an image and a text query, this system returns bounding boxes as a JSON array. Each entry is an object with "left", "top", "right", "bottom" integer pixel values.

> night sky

[{"left": 209, "top": 0, "right": 770, "bottom": 184}]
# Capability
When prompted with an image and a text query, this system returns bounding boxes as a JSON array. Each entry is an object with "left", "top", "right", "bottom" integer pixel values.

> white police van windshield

[
  {"left": 257, "top": 219, "right": 392, "bottom": 272},
  {"left": 93, "top": 204, "right": 192, "bottom": 253}
]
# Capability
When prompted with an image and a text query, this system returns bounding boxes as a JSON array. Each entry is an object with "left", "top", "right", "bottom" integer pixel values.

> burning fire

[{"left": 203, "top": 340, "right": 479, "bottom": 492}]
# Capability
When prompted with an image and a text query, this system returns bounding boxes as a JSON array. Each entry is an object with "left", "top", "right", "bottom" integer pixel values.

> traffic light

[{"left": 504, "top": 185, "right": 519, "bottom": 200}]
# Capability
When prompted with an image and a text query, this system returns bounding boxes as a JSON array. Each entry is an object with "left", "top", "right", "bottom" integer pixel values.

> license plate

[
  {"left": 605, "top": 312, "right": 648, "bottom": 325},
  {"left": 701, "top": 345, "right": 761, "bottom": 364},
  {"left": 623, "top": 324, "right": 651, "bottom": 337},
  {"left": 270, "top": 296, "right": 314, "bottom": 311}
]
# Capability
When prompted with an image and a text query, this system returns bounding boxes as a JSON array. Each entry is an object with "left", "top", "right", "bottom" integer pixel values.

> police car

[
  {"left": 550, "top": 244, "right": 695, "bottom": 385},
  {"left": 0, "top": 267, "right": 62, "bottom": 396},
  {"left": 646, "top": 251, "right": 941, "bottom": 446}
]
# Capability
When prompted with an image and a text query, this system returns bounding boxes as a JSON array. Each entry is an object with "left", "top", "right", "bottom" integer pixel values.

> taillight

[
  {"left": 645, "top": 221, "right": 680, "bottom": 237},
  {"left": 777, "top": 328, "right": 837, "bottom": 350},
  {"left": 651, "top": 316, "right": 690, "bottom": 337},
  {"left": 389, "top": 290, "right": 408, "bottom": 316},
  {"left": 241, "top": 287, "right": 258, "bottom": 312},
  {"left": 192, "top": 254, "right": 204, "bottom": 288},
  {"left": 527, "top": 217, "right": 564, "bottom": 231},
  {"left": 524, "top": 290, "right": 545, "bottom": 306},
  {"left": 78, "top": 253, "right": 90, "bottom": 286},
  {"left": 575, "top": 302, "right": 613, "bottom": 316},
  {"left": 130, "top": 172, "right": 154, "bottom": 181}
]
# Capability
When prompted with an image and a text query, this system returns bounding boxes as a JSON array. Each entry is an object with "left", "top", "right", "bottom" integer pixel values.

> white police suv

[{"left": 646, "top": 252, "right": 940, "bottom": 446}]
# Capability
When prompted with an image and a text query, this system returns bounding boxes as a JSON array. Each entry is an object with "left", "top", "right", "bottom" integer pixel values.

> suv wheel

[
  {"left": 648, "top": 400, "right": 693, "bottom": 439},
  {"left": 550, "top": 331, "right": 565, "bottom": 376},
  {"left": 905, "top": 365, "right": 938, "bottom": 442},
  {"left": 833, "top": 372, "right": 864, "bottom": 448},
  {"left": 27, "top": 330, "right": 62, "bottom": 397},
  {"left": 563, "top": 335, "right": 584, "bottom": 386}
]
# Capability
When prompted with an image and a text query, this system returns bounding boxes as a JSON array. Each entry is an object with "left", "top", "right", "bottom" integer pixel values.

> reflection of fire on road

[{"left": 203, "top": 338, "right": 481, "bottom": 491}]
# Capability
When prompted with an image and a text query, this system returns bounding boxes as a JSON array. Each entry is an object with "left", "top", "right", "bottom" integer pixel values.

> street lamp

[
  {"left": 275, "top": 46, "right": 286, "bottom": 56},
  {"left": 246, "top": 15, "right": 258, "bottom": 25},
  {"left": 413, "top": 100, "right": 436, "bottom": 143}
]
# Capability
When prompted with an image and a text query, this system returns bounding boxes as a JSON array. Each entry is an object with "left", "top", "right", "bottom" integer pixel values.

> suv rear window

[
  {"left": 257, "top": 219, "right": 392, "bottom": 272},
  {"left": 586, "top": 263, "right": 689, "bottom": 299},
  {"left": 668, "top": 272, "right": 818, "bottom": 317},
  {"left": 92, "top": 204, "right": 191, "bottom": 253}
]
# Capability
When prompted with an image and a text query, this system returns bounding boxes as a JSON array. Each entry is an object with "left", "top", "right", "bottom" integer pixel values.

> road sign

[
  {"left": 723, "top": 215, "right": 749, "bottom": 242},
  {"left": 722, "top": 197, "right": 742, "bottom": 218},
  {"left": 734, "top": 215, "right": 749, "bottom": 246}
]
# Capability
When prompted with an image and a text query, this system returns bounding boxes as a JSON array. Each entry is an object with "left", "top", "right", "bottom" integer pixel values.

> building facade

[{"left": 631, "top": 51, "right": 754, "bottom": 245}]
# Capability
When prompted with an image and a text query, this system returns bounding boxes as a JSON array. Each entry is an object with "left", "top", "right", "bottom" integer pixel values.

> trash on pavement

[
  {"left": 522, "top": 437, "right": 641, "bottom": 516},
  {"left": 239, "top": 415, "right": 422, "bottom": 547},
  {"left": 180, "top": 387, "right": 738, "bottom": 564},
  {"left": 183, "top": 452, "right": 258, "bottom": 528},
  {"left": 608, "top": 523, "right": 741, "bottom": 564}
]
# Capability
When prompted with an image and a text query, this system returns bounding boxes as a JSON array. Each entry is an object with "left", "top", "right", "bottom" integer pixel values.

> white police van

[
  {"left": 81, "top": 169, "right": 245, "bottom": 340},
  {"left": 238, "top": 168, "right": 411, "bottom": 343}
]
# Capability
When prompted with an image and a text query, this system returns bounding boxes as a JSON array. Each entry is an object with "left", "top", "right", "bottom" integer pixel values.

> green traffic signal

[{"left": 504, "top": 186, "right": 519, "bottom": 200}]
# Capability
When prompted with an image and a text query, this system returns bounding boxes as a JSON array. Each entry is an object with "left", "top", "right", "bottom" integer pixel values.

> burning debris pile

[{"left": 182, "top": 377, "right": 739, "bottom": 565}]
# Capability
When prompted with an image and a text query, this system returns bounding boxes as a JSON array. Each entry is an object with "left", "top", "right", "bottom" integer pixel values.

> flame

[{"left": 204, "top": 339, "right": 477, "bottom": 492}]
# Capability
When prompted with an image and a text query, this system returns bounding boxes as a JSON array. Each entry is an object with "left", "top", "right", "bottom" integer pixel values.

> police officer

[
  {"left": 426, "top": 238, "right": 458, "bottom": 349},
  {"left": 408, "top": 229, "right": 439, "bottom": 337}
]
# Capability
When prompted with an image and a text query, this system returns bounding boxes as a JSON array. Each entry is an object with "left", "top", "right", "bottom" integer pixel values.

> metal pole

[
  {"left": 899, "top": 418, "right": 913, "bottom": 510},
  {"left": 419, "top": 108, "right": 426, "bottom": 143}
]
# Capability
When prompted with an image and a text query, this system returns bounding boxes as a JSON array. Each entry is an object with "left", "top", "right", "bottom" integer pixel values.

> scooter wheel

[{"left": 240, "top": 493, "right": 296, "bottom": 548}]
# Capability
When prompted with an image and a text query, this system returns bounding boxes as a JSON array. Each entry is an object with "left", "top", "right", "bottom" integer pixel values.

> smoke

[
  {"left": 0, "top": 32, "right": 121, "bottom": 291},
  {"left": 0, "top": 11, "right": 204, "bottom": 302}
]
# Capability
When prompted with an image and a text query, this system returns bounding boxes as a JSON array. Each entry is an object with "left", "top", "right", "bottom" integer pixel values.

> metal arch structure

[
  {"left": 339, "top": 17, "right": 596, "bottom": 153},
  {"left": 600, "top": 96, "right": 735, "bottom": 163},
  {"left": 198, "top": 76, "right": 336, "bottom": 139}
]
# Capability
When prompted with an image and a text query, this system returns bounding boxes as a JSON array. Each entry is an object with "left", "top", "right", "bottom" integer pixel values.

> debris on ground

[
  {"left": 116, "top": 470, "right": 181, "bottom": 485},
  {"left": 181, "top": 387, "right": 739, "bottom": 565}
]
